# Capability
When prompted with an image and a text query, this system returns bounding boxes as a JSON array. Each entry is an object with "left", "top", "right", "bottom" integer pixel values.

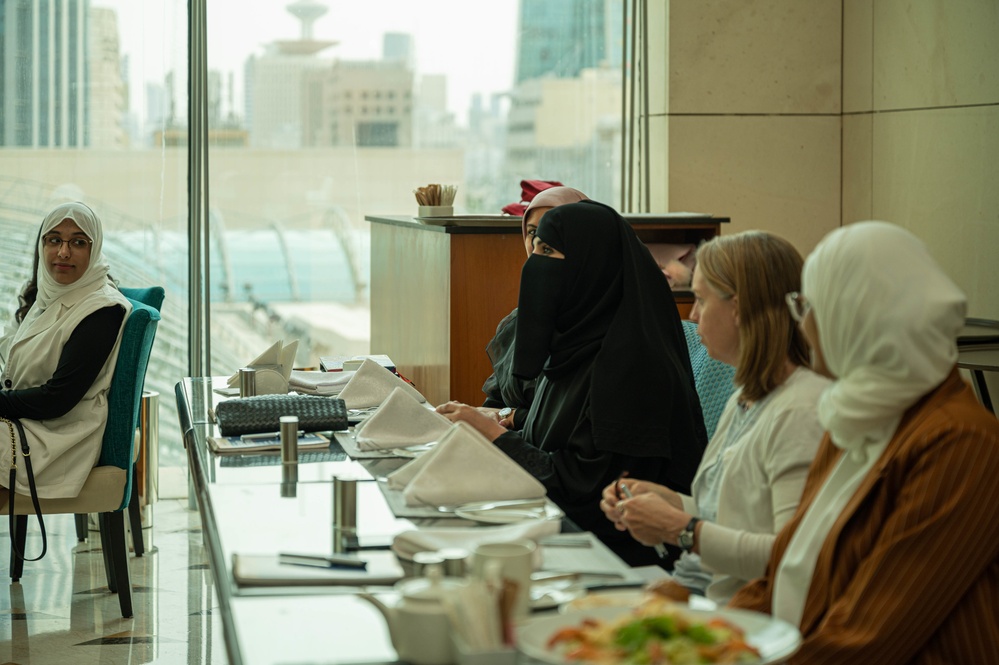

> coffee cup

[{"left": 470, "top": 539, "right": 535, "bottom": 619}]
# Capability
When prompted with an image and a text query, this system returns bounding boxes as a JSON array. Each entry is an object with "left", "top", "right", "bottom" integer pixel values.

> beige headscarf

[
  {"left": 802, "top": 220, "right": 967, "bottom": 458},
  {"left": 13, "top": 202, "right": 113, "bottom": 345},
  {"left": 521, "top": 186, "right": 588, "bottom": 239}
]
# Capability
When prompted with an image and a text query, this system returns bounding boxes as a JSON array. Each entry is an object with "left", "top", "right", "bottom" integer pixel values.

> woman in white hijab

[
  {"left": 1, "top": 202, "right": 131, "bottom": 503},
  {"left": 730, "top": 221, "right": 999, "bottom": 663}
]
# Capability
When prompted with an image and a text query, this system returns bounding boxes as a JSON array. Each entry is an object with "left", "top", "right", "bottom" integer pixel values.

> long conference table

[{"left": 176, "top": 377, "right": 654, "bottom": 665}]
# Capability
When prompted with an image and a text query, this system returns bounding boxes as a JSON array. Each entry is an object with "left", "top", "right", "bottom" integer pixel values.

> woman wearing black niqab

[{"left": 440, "top": 201, "right": 707, "bottom": 567}]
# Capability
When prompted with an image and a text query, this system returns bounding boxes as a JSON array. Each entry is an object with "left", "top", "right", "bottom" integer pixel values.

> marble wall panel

[
  {"left": 842, "top": 113, "right": 874, "bottom": 223},
  {"left": 843, "top": 0, "right": 874, "bottom": 113},
  {"left": 874, "top": 0, "right": 999, "bottom": 110},
  {"left": 649, "top": 114, "right": 671, "bottom": 212},
  {"left": 871, "top": 106, "right": 999, "bottom": 317},
  {"left": 668, "top": 115, "right": 841, "bottom": 254},
  {"left": 668, "top": 0, "right": 841, "bottom": 114}
]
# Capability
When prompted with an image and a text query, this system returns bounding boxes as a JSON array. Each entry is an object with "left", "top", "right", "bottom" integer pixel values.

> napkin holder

[
  {"left": 243, "top": 364, "right": 288, "bottom": 395},
  {"left": 226, "top": 339, "right": 298, "bottom": 394}
]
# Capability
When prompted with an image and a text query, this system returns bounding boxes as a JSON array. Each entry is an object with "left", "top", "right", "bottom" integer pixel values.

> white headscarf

[
  {"left": 773, "top": 221, "right": 967, "bottom": 626},
  {"left": 802, "top": 221, "right": 967, "bottom": 459},
  {"left": 13, "top": 202, "right": 112, "bottom": 344}
]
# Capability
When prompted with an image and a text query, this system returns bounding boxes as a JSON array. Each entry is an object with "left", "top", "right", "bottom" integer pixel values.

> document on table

[
  {"left": 208, "top": 432, "right": 330, "bottom": 454},
  {"left": 231, "top": 550, "right": 405, "bottom": 587}
]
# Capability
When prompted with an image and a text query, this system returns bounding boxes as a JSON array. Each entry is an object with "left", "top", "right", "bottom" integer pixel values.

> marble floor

[{"left": 1, "top": 499, "right": 229, "bottom": 665}]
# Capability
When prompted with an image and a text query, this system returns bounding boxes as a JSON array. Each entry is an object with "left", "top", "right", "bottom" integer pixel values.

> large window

[{"left": 0, "top": 0, "right": 624, "bottom": 494}]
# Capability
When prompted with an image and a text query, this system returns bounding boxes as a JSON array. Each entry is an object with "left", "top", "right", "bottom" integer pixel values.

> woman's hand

[
  {"left": 615, "top": 493, "right": 692, "bottom": 548},
  {"left": 436, "top": 401, "right": 507, "bottom": 441},
  {"left": 600, "top": 477, "right": 682, "bottom": 531},
  {"left": 600, "top": 478, "right": 654, "bottom": 530}
]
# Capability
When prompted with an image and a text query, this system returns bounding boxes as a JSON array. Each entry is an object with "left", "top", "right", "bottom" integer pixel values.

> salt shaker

[
  {"left": 280, "top": 416, "right": 298, "bottom": 464},
  {"left": 238, "top": 367, "right": 256, "bottom": 398},
  {"left": 437, "top": 547, "right": 470, "bottom": 578},
  {"left": 332, "top": 476, "right": 358, "bottom": 553}
]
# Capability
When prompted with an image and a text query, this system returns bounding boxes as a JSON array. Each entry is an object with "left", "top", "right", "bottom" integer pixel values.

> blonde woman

[{"left": 601, "top": 231, "right": 829, "bottom": 603}]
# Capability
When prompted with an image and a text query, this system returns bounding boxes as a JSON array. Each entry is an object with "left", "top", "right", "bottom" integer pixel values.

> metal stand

[{"left": 137, "top": 390, "right": 160, "bottom": 527}]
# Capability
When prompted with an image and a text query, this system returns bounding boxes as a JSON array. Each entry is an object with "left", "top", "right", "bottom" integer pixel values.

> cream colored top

[{"left": 678, "top": 367, "right": 830, "bottom": 603}]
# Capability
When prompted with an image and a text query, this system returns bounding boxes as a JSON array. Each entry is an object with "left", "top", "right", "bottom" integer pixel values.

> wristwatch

[
  {"left": 497, "top": 407, "right": 513, "bottom": 419},
  {"left": 677, "top": 517, "right": 700, "bottom": 552}
]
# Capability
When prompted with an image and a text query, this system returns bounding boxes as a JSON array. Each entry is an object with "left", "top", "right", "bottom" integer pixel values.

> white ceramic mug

[{"left": 471, "top": 539, "right": 536, "bottom": 619}]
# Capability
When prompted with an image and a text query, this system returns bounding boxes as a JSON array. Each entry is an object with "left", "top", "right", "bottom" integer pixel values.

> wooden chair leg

[
  {"left": 75, "top": 514, "right": 89, "bottom": 541},
  {"left": 98, "top": 515, "right": 117, "bottom": 593},
  {"left": 128, "top": 465, "right": 145, "bottom": 556},
  {"left": 10, "top": 514, "right": 27, "bottom": 582},
  {"left": 102, "top": 511, "right": 134, "bottom": 618}
]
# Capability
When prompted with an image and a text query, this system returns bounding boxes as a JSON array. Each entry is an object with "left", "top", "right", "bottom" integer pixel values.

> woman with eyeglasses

[
  {"left": 599, "top": 231, "right": 829, "bottom": 604},
  {"left": 1, "top": 202, "right": 131, "bottom": 504},
  {"left": 728, "top": 222, "right": 999, "bottom": 663}
]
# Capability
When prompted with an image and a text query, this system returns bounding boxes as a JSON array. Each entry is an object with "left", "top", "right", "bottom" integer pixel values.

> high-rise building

[
  {"left": 245, "top": 1, "right": 337, "bottom": 149},
  {"left": 515, "top": 0, "right": 623, "bottom": 83},
  {"left": 506, "top": 0, "right": 624, "bottom": 203},
  {"left": 0, "top": 0, "right": 126, "bottom": 148},
  {"left": 88, "top": 6, "right": 127, "bottom": 148},
  {"left": 382, "top": 32, "right": 414, "bottom": 69},
  {"left": 303, "top": 59, "right": 413, "bottom": 148}
]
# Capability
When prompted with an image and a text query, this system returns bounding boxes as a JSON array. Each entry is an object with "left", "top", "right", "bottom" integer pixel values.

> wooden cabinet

[{"left": 366, "top": 214, "right": 728, "bottom": 406}]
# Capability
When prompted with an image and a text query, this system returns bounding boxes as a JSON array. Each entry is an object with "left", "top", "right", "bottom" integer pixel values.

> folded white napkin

[
  {"left": 289, "top": 370, "right": 355, "bottom": 396},
  {"left": 226, "top": 339, "right": 298, "bottom": 388},
  {"left": 354, "top": 387, "right": 451, "bottom": 450},
  {"left": 386, "top": 421, "right": 546, "bottom": 507},
  {"left": 391, "top": 519, "right": 560, "bottom": 561},
  {"left": 338, "top": 358, "right": 426, "bottom": 409}
]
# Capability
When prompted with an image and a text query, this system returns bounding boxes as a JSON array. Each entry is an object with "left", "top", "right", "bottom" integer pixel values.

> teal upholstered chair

[
  {"left": 6, "top": 287, "right": 163, "bottom": 618},
  {"left": 73, "top": 286, "right": 165, "bottom": 555},
  {"left": 682, "top": 320, "right": 737, "bottom": 440}
]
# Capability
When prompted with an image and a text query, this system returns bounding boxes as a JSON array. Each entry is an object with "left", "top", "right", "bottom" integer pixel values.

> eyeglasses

[
  {"left": 42, "top": 235, "right": 92, "bottom": 251},
  {"left": 785, "top": 291, "right": 811, "bottom": 323}
]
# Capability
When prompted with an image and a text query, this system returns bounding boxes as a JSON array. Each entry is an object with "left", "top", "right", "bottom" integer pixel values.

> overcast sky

[{"left": 97, "top": 0, "right": 520, "bottom": 124}]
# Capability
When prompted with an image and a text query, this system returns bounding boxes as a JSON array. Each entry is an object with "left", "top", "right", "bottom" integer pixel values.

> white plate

[
  {"left": 558, "top": 589, "right": 648, "bottom": 614},
  {"left": 453, "top": 500, "right": 564, "bottom": 525},
  {"left": 560, "top": 589, "right": 721, "bottom": 614},
  {"left": 516, "top": 606, "right": 801, "bottom": 664},
  {"left": 531, "top": 580, "right": 586, "bottom": 611}
]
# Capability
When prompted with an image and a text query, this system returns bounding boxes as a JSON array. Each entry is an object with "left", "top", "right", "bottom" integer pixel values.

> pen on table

[
  {"left": 278, "top": 553, "right": 367, "bottom": 570},
  {"left": 618, "top": 482, "right": 668, "bottom": 560},
  {"left": 241, "top": 430, "right": 304, "bottom": 441}
]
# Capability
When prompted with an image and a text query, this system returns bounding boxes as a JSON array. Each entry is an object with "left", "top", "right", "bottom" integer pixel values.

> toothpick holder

[{"left": 418, "top": 205, "right": 453, "bottom": 217}]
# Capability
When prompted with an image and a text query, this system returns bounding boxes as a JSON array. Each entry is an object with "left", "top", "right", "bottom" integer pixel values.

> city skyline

[{"left": 98, "top": 0, "right": 520, "bottom": 128}]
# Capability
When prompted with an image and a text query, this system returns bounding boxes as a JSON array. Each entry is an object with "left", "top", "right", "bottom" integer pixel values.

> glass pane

[
  {"left": 205, "top": 0, "right": 623, "bottom": 373},
  {"left": 0, "top": 1, "right": 189, "bottom": 493}
]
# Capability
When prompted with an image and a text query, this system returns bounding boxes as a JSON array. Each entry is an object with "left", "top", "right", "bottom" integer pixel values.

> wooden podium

[{"left": 366, "top": 213, "right": 728, "bottom": 406}]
